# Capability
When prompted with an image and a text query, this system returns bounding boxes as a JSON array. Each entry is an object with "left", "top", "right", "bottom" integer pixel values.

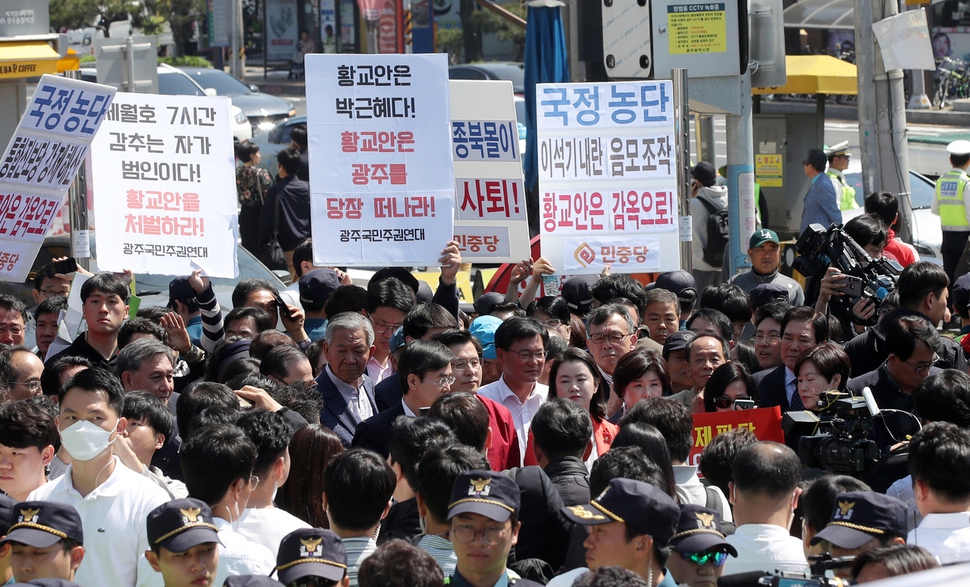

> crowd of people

[{"left": 1, "top": 192, "right": 970, "bottom": 587}]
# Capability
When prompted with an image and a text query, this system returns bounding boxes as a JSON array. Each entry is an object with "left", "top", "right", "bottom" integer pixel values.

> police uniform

[
  {"left": 446, "top": 471, "right": 543, "bottom": 587},
  {"left": 146, "top": 498, "right": 223, "bottom": 587},
  {"left": 932, "top": 139, "right": 970, "bottom": 286},
  {"left": 824, "top": 141, "right": 858, "bottom": 211},
  {"left": 0, "top": 500, "right": 85, "bottom": 586}
]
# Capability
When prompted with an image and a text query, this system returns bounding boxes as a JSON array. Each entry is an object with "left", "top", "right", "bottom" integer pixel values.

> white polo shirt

[
  {"left": 28, "top": 458, "right": 170, "bottom": 587},
  {"left": 237, "top": 506, "right": 311, "bottom": 558},
  {"left": 722, "top": 523, "right": 809, "bottom": 576},
  {"left": 212, "top": 517, "right": 277, "bottom": 585},
  {"left": 478, "top": 375, "right": 547, "bottom": 465}
]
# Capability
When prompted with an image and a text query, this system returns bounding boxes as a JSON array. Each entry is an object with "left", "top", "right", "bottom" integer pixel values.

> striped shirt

[
  {"left": 417, "top": 534, "right": 458, "bottom": 576},
  {"left": 343, "top": 536, "right": 378, "bottom": 587}
]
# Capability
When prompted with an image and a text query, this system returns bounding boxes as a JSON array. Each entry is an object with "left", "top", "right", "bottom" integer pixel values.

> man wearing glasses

[
  {"left": 447, "top": 470, "right": 542, "bottom": 587},
  {"left": 353, "top": 340, "right": 454, "bottom": 458},
  {"left": 0, "top": 294, "right": 28, "bottom": 347},
  {"left": 666, "top": 504, "right": 738, "bottom": 587},
  {"left": 847, "top": 312, "right": 942, "bottom": 452},
  {"left": 585, "top": 304, "right": 638, "bottom": 388},
  {"left": 478, "top": 318, "right": 550, "bottom": 466},
  {"left": 0, "top": 347, "right": 44, "bottom": 401}
]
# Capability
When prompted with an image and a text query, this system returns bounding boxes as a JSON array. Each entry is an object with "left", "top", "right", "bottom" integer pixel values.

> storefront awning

[
  {"left": 783, "top": 0, "right": 854, "bottom": 30},
  {"left": 752, "top": 54, "right": 858, "bottom": 95},
  {"left": 0, "top": 41, "right": 71, "bottom": 80}
]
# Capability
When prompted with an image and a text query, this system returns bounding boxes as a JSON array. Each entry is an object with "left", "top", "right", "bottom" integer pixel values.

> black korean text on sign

[
  {"left": 0, "top": 192, "right": 59, "bottom": 238},
  {"left": 122, "top": 243, "right": 209, "bottom": 258},
  {"left": 0, "top": 136, "right": 87, "bottom": 188},
  {"left": 166, "top": 106, "right": 216, "bottom": 126},
  {"left": 336, "top": 64, "right": 412, "bottom": 87}
]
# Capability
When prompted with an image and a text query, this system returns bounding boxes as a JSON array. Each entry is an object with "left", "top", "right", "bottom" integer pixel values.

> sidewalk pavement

[{"left": 243, "top": 65, "right": 307, "bottom": 99}]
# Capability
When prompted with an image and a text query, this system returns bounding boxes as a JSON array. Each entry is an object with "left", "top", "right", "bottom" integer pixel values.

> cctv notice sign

[
  {"left": 0, "top": 75, "right": 116, "bottom": 282},
  {"left": 90, "top": 92, "right": 240, "bottom": 278},
  {"left": 536, "top": 80, "right": 680, "bottom": 275}
]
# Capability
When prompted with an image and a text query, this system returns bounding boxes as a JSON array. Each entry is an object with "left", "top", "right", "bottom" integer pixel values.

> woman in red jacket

[{"left": 524, "top": 348, "right": 617, "bottom": 468}]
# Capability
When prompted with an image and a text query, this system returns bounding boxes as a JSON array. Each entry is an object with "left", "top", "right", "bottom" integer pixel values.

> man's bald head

[{"left": 732, "top": 441, "right": 801, "bottom": 497}]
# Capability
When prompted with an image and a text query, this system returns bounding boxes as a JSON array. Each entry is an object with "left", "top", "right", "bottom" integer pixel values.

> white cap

[
  {"left": 824, "top": 141, "right": 850, "bottom": 157},
  {"left": 947, "top": 140, "right": 970, "bottom": 156}
]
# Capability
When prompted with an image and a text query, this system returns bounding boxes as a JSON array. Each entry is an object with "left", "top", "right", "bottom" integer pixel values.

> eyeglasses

[
  {"left": 679, "top": 550, "right": 729, "bottom": 567},
  {"left": 451, "top": 524, "right": 508, "bottom": 546},
  {"left": 40, "top": 289, "right": 70, "bottom": 298},
  {"left": 541, "top": 318, "right": 563, "bottom": 329},
  {"left": 368, "top": 315, "right": 403, "bottom": 334},
  {"left": 753, "top": 333, "right": 780, "bottom": 344},
  {"left": 587, "top": 332, "right": 631, "bottom": 345},
  {"left": 11, "top": 381, "right": 41, "bottom": 393},
  {"left": 512, "top": 349, "right": 548, "bottom": 361},
  {"left": 0, "top": 324, "right": 25, "bottom": 335},
  {"left": 248, "top": 475, "right": 260, "bottom": 489},
  {"left": 434, "top": 375, "right": 457, "bottom": 387},
  {"left": 453, "top": 358, "right": 481, "bottom": 370},
  {"left": 904, "top": 354, "right": 938, "bottom": 376},
  {"left": 714, "top": 394, "right": 750, "bottom": 410}
]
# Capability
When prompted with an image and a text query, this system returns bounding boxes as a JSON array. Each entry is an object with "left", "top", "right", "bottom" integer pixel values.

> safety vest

[
  {"left": 827, "top": 170, "right": 858, "bottom": 211},
  {"left": 754, "top": 182, "right": 762, "bottom": 228},
  {"left": 936, "top": 168, "right": 970, "bottom": 230}
]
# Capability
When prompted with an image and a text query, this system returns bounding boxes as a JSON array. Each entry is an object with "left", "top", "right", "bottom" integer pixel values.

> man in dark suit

[
  {"left": 315, "top": 312, "right": 378, "bottom": 447},
  {"left": 353, "top": 340, "right": 455, "bottom": 457},
  {"left": 258, "top": 146, "right": 310, "bottom": 279},
  {"left": 753, "top": 306, "right": 828, "bottom": 411}
]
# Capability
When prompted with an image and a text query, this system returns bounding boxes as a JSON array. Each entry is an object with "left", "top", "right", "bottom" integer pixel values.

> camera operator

[
  {"left": 808, "top": 491, "right": 908, "bottom": 578},
  {"left": 812, "top": 217, "right": 889, "bottom": 338},
  {"left": 907, "top": 422, "right": 970, "bottom": 564},
  {"left": 846, "top": 311, "right": 942, "bottom": 453},
  {"left": 843, "top": 262, "right": 966, "bottom": 378}
]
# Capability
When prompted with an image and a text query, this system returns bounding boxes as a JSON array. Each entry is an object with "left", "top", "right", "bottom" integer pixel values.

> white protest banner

[
  {"left": 305, "top": 53, "right": 455, "bottom": 266},
  {"left": 449, "top": 80, "right": 529, "bottom": 263},
  {"left": 537, "top": 81, "right": 680, "bottom": 274},
  {"left": 873, "top": 10, "right": 936, "bottom": 71},
  {"left": 91, "top": 92, "right": 239, "bottom": 278},
  {"left": 0, "top": 75, "right": 116, "bottom": 282}
]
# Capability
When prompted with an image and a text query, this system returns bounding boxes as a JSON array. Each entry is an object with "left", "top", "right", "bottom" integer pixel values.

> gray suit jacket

[{"left": 316, "top": 370, "right": 377, "bottom": 448}]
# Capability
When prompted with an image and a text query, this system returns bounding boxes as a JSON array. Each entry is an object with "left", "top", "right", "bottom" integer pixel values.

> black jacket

[
  {"left": 543, "top": 457, "right": 590, "bottom": 507},
  {"left": 844, "top": 324, "right": 967, "bottom": 378},
  {"left": 259, "top": 175, "right": 310, "bottom": 251},
  {"left": 351, "top": 401, "right": 406, "bottom": 458},
  {"left": 509, "top": 466, "right": 573, "bottom": 571},
  {"left": 753, "top": 365, "right": 791, "bottom": 410}
]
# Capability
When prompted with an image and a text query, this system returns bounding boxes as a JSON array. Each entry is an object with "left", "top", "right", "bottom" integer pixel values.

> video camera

[
  {"left": 791, "top": 223, "right": 901, "bottom": 326},
  {"left": 783, "top": 392, "right": 880, "bottom": 476},
  {"left": 753, "top": 553, "right": 856, "bottom": 587}
]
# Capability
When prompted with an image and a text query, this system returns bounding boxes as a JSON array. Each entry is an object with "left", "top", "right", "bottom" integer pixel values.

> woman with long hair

[{"left": 274, "top": 424, "right": 344, "bottom": 528}]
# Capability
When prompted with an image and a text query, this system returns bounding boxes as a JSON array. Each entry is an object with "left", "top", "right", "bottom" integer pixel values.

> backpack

[{"left": 698, "top": 196, "right": 729, "bottom": 267}]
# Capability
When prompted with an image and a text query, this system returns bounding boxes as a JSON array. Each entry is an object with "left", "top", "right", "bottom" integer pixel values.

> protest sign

[
  {"left": 91, "top": 92, "right": 239, "bottom": 278},
  {"left": 686, "top": 406, "right": 784, "bottom": 467},
  {"left": 0, "top": 75, "right": 115, "bottom": 282},
  {"left": 305, "top": 53, "right": 455, "bottom": 266},
  {"left": 536, "top": 81, "right": 680, "bottom": 274},
  {"left": 449, "top": 80, "right": 528, "bottom": 263}
]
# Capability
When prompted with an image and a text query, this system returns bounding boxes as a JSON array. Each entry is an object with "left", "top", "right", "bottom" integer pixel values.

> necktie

[{"left": 789, "top": 380, "right": 804, "bottom": 410}]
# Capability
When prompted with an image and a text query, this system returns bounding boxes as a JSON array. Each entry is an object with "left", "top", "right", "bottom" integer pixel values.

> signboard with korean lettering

[
  {"left": 0, "top": 75, "right": 115, "bottom": 282},
  {"left": 305, "top": 54, "right": 455, "bottom": 266},
  {"left": 91, "top": 92, "right": 239, "bottom": 278},
  {"left": 449, "top": 80, "right": 528, "bottom": 263},
  {"left": 536, "top": 81, "right": 679, "bottom": 275},
  {"left": 686, "top": 407, "right": 784, "bottom": 467}
]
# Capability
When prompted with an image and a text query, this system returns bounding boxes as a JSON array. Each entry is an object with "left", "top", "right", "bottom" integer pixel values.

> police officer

[
  {"left": 276, "top": 528, "right": 349, "bottom": 587},
  {"left": 145, "top": 498, "right": 221, "bottom": 587},
  {"left": 445, "top": 470, "right": 543, "bottom": 587},
  {"left": 932, "top": 139, "right": 970, "bottom": 288},
  {"left": 825, "top": 141, "right": 858, "bottom": 211},
  {"left": 1, "top": 501, "right": 85, "bottom": 583}
]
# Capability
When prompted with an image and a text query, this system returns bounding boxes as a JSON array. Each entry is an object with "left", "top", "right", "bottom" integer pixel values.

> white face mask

[{"left": 60, "top": 420, "right": 116, "bottom": 461}]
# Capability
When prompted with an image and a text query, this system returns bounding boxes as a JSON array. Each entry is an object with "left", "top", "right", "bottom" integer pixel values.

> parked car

[
  {"left": 177, "top": 67, "right": 296, "bottom": 134},
  {"left": 842, "top": 162, "right": 942, "bottom": 265},
  {"left": 449, "top": 62, "right": 525, "bottom": 95},
  {"left": 79, "top": 64, "right": 253, "bottom": 141},
  {"left": 0, "top": 236, "right": 286, "bottom": 313}
]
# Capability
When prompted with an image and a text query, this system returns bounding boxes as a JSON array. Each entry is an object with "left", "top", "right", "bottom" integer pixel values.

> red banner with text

[{"left": 687, "top": 407, "right": 784, "bottom": 467}]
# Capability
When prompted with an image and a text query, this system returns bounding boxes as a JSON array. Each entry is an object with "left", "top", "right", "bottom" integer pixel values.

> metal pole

[
  {"left": 231, "top": 0, "right": 243, "bottom": 77},
  {"left": 65, "top": 69, "right": 90, "bottom": 271},
  {"left": 698, "top": 114, "right": 716, "bottom": 164},
  {"left": 873, "top": 0, "right": 914, "bottom": 242},
  {"left": 855, "top": 0, "right": 880, "bottom": 202},
  {"left": 726, "top": 70, "right": 756, "bottom": 276},
  {"left": 672, "top": 69, "right": 693, "bottom": 273},
  {"left": 125, "top": 36, "right": 135, "bottom": 92}
]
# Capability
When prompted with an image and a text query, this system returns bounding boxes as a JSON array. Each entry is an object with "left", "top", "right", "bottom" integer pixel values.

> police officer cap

[
  {"left": 947, "top": 140, "right": 970, "bottom": 156},
  {"left": 0, "top": 501, "right": 83, "bottom": 549},
  {"left": 147, "top": 498, "right": 222, "bottom": 553},
  {"left": 276, "top": 528, "right": 347, "bottom": 585},
  {"left": 823, "top": 141, "right": 850, "bottom": 157},
  {"left": 562, "top": 478, "right": 680, "bottom": 545},
  {"left": 448, "top": 470, "right": 521, "bottom": 522}
]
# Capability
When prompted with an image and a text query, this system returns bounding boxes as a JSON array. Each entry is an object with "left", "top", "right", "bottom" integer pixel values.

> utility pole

[
  {"left": 726, "top": 71, "right": 756, "bottom": 276},
  {"left": 231, "top": 0, "right": 243, "bottom": 77},
  {"left": 855, "top": 0, "right": 913, "bottom": 241},
  {"left": 673, "top": 69, "right": 693, "bottom": 273}
]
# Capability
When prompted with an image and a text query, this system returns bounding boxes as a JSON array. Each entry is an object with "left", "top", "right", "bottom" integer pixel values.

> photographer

[
  {"left": 846, "top": 311, "right": 942, "bottom": 453},
  {"left": 843, "top": 262, "right": 965, "bottom": 378}
]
